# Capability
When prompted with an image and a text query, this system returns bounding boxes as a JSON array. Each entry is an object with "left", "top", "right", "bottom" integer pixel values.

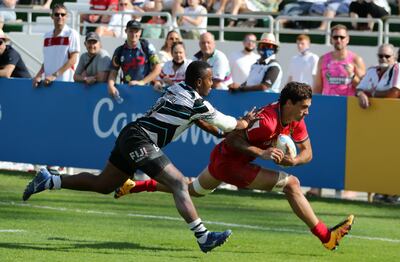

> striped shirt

[{"left": 136, "top": 82, "right": 236, "bottom": 147}]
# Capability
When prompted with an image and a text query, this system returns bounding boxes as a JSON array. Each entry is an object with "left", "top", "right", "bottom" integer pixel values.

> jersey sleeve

[
  {"left": 246, "top": 114, "right": 275, "bottom": 144},
  {"left": 6, "top": 48, "right": 21, "bottom": 66},
  {"left": 291, "top": 119, "right": 309, "bottom": 143},
  {"left": 191, "top": 99, "right": 237, "bottom": 132},
  {"left": 111, "top": 46, "right": 122, "bottom": 70},
  {"left": 147, "top": 43, "right": 160, "bottom": 65}
]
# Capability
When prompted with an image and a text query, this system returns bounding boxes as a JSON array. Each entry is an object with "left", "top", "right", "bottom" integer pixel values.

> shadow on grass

[{"left": 0, "top": 237, "right": 189, "bottom": 253}]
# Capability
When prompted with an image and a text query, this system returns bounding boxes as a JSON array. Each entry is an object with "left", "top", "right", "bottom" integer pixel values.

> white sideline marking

[
  {"left": 0, "top": 229, "right": 25, "bottom": 233},
  {"left": 1, "top": 201, "right": 400, "bottom": 244}
]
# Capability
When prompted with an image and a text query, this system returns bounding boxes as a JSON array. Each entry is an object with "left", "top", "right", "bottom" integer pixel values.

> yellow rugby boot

[
  {"left": 114, "top": 179, "right": 136, "bottom": 199},
  {"left": 323, "top": 214, "right": 354, "bottom": 250}
]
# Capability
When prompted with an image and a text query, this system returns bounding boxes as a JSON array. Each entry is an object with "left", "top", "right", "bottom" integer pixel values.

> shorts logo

[
  {"left": 129, "top": 147, "right": 148, "bottom": 162},
  {"left": 153, "top": 144, "right": 160, "bottom": 152}
]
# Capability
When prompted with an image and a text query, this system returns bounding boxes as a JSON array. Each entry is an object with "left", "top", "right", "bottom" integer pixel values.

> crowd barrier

[{"left": 0, "top": 78, "right": 399, "bottom": 195}]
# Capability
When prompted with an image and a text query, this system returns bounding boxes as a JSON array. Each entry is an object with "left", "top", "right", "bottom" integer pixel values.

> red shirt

[
  {"left": 220, "top": 102, "right": 308, "bottom": 163},
  {"left": 90, "top": 0, "right": 118, "bottom": 10}
]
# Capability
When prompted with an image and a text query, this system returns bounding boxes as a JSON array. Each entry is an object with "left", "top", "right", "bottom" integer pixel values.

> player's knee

[
  {"left": 283, "top": 175, "right": 301, "bottom": 195},
  {"left": 191, "top": 178, "right": 215, "bottom": 196}
]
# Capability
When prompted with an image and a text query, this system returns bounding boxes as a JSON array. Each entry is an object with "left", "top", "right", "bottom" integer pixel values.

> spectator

[
  {"left": 108, "top": 20, "right": 161, "bottom": 97},
  {"left": 210, "top": 0, "right": 281, "bottom": 27},
  {"left": 158, "top": 30, "right": 182, "bottom": 67},
  {"left": 229, "top": 33, "right": 260, "bottom": 85},
  {"left": 318, "top": 0, "right": 352, "bottom": 30},
  {"left": 280, "top": 0, "right": 327, "bottom": 29},
  {"left": 287, "top": 34, "right": 319, "bottom": 87},
  {"left": 193, "top": 32, "right": 232, "bottom": 90},
  {"left": 0, "top": 29, "right": 31, "bottom": 78},
  {"left": 33, "top": 4, "right": 80, "bottom": 87},
  {"left": 178, "top": 0, "right": 208, "bottom": 39},
  {"left": 314, "top": 24, "right": 365, "bottom": 96},
  {"left": 312, "top": 24, "right": 365, "bottom": 198},
  {"left": 0, "top": 0, "right": 17, "bottom": 29},
  {"left": 356, "top": 43, "right": 399, "bottom": 204},
  {"left": 96, "top": 0, "right": 137, "bottom": 38},
  {"left": 153, "top": 41, "right": 192, "bottom": 91},
  {"left": 74, "top": 32, "right": 111, "bottom": 85},
  {"left": 229, "top": 32, "right": 282, "bottom": 93},
  {"left": 356, "top": 43, "right": 399, "bottom": 105},
  {"left": 80, "top": 0, "right": 119, "bottom": 33},
  {"left": 349, "top": 0, "right": 390, "bottom": 30}
]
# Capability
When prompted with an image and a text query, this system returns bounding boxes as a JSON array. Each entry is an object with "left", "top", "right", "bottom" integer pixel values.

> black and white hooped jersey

[{"left": 136, "top": 82, "right": 237, "bottom": 148}]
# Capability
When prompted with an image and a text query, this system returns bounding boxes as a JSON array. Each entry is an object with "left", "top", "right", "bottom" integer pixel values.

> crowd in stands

[
  {"left": 1, "top": 2, "right": 400, "bottom": 203},
  {"left": 1, "top": 0, "right": 399, "bottom": 31}
]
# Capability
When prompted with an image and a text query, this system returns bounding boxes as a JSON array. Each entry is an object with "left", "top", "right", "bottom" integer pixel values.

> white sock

[
  {"left": 52, "top": 176, "right": 61, "bottom": 189},
  {"left": 189, "top": 218, "right": 209, "bottom": 244},
  {"left": 44, "top": 176, "right": 61, "bottom": 190}
]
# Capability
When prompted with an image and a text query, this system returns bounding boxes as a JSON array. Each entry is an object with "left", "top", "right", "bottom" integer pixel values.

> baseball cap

[
  {"left": 126, "top": 20, "right": 142, "bottom": 30},
  {"left": 85, "top": 32, "right": 100, "bottom": 42}
]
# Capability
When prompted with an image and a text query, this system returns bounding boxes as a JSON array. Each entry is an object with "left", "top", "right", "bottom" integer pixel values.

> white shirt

[
  {"left": 357, "top": 63, "right": 400, "bottom": 93},
  {"left": 107, "top": 12, "right": 134, "bottom": 38},
  {"left": 157, "top": 59, "right": 192, "bottom": 84},
  {"left": 288, "top": 50, "right": 319, "bottom": 86},
  {"left": 193, "top": 49, "right": 232, "bottom": 90},
  {"left": 181, "top": 5, "right": 208, "bottom": 35},
  {"left": 246, "top": 55, "right": 282, "bottom": 93},
  {"left": 43, "top": 25, "right": 80, "bottom": 82},
  {"left": 229, "top": 50, "right": 260, "bottom": 84}
]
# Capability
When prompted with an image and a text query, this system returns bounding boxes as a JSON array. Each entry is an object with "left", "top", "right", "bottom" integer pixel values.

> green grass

[{"left": 0, "top": 171, "right": 399, "bottom": 261}]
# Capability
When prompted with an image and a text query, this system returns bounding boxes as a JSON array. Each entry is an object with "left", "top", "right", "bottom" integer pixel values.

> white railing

[
  {"left": 384, "top": 17, "right": 400, "bottom": 44},
  {"left": 274, "top": 15, "right": 384, "bottom": 45},
  {"left": 1, "top": 7, "right": 394, "bottom": 45}
]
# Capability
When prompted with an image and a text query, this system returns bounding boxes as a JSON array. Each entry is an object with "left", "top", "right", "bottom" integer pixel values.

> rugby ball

[{"left": 274, "top": 134, "right": 297, "bottom": 158}]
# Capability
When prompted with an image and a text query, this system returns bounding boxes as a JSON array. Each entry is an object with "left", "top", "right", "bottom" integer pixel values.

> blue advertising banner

[{"left": 0, "top": 79, "right": 346, "bottom": 189}]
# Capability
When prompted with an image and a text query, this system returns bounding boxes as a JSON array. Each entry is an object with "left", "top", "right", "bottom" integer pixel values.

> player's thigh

[
  {"left": 97, "top": 161, "right": 131, "bottom": 190},
  {"left": 246, "top": 167, "right": 280, "bottom": 191},
  {"left": 152, "top": 163, "right": 187, "bottom": 191}
]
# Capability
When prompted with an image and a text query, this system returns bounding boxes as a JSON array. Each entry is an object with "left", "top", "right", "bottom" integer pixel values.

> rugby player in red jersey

[{"left": 116, "top": 81, "right": 354, "bottom": 251}]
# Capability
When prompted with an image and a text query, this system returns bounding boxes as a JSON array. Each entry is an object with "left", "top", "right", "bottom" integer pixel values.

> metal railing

[
  {"left": 384, "top": 16, "right": 400, "bottom": 43},
  {"left": 274, "top": 15, "right": 384, "bottom": 45},
  {"left": 2, "top": 7, "right": 395, "bottom": 45}
]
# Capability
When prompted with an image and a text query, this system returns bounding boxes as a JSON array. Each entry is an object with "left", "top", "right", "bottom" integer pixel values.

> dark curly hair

[{"left": 279, "top": 82, "right": 312, "bottom": 106}]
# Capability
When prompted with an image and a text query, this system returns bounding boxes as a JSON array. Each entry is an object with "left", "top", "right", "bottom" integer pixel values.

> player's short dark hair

[
  {"left": 185, "top": 61, "right": 211, "bottom": 87},
  {"left": 279, "top": 82, "right": 312, "bottom": 106}
]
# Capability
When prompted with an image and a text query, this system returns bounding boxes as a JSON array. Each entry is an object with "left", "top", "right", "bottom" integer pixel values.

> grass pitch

[{"left": 0, "top": 171, "right": 399, "bottom": 261}]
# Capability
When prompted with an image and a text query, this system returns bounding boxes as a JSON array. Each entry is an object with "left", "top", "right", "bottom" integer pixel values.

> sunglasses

[
  {"left": 332, "top": 35, "right": 346, "bottom": 40},
  {"left": 378, "top": 54, "right": 392, "bottom": 59},
  {"left": 119, "top": 3, "right": 128, "bottom": 6},
  {"left": 53, "top": 12, "right": 67, "bottom": 17}
]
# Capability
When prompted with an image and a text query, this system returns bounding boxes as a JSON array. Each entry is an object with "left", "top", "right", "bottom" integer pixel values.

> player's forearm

[{"left": 225, "top": 132, "right": 262, "bottom": 158}]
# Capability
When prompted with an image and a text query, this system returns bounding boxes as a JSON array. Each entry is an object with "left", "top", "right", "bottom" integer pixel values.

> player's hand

[
  {"left": 242, "top": 107, "right": 263, "bottom": 128},
  {"left": 260, "top": 147, "right": 284, "bottom": 162}
]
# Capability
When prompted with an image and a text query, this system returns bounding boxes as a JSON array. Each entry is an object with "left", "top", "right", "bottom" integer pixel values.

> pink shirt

[{"left": 321, "top": 51, "right": 356, "bottom": 96}]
